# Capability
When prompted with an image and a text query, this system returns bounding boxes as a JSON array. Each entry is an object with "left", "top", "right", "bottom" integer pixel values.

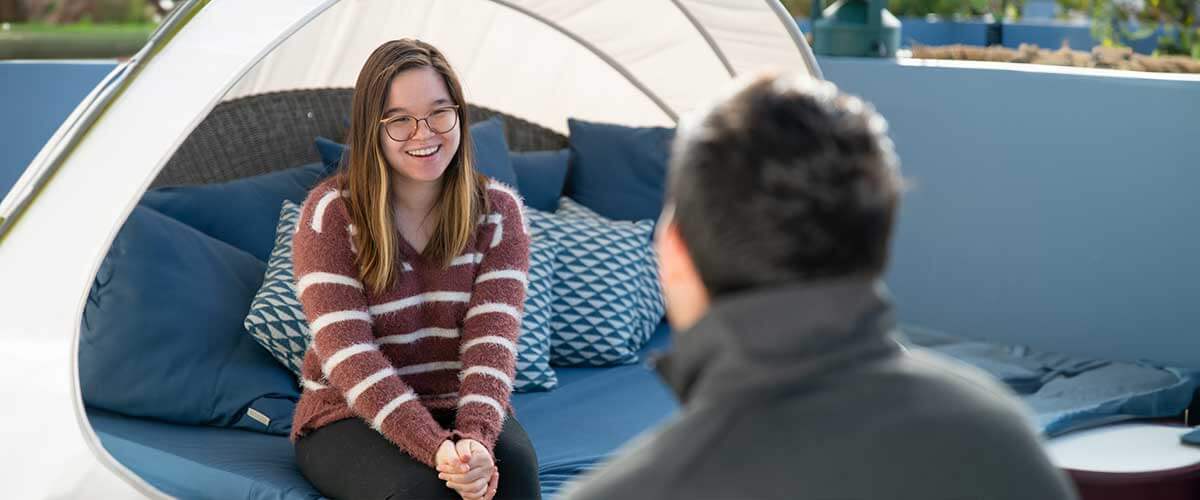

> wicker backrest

[{"left": 152, "top": 88, "right": 568, "bottom": 188}]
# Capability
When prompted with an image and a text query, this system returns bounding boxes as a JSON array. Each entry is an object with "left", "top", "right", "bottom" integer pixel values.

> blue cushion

[
  {"left": 566, "top": 118, "right": 674, "bottom": 222},
  {"left": 903, "top": 327, "right": 1200, "bottom": 437},
  {"left": 526, "top": 199, "right": 665, "bottom": 366},
  {"left": 470, "top": 117, "right": 520, "bottom": 188},
  {"left": 314, "top": 117, "right": 519, "bottom": 189},
  {"left": 84, "top": 325, "right": 678, "bottom": 500},
  {"left": 243, "top": 201, "right": 559, "bottom": 392},
  {"left": 510, "top": 149, "right": 569, "bottom": 212},
  {"left": 514, "top": 227, "right": 560, "bottom": 391},
  {"left": 314, "top": 136, "right": 347, "bottom": 172},
  {"left": 87, "top": 406, "right": 321, "bottom": 500},
  {"left": 140, "top": 162, "right": 335, "bottom": 262},
  {"left": 80, "top": 206, "right": 299, "bottom": 435},
  {"left": 511, "top": 322, "right": 676, "bottom": 497},
  {"left": 244, "top": 201, "right": 307, "bottom": 377}
]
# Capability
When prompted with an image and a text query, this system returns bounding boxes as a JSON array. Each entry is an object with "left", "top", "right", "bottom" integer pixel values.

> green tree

[{"left": 782, "top": 0, "right": 816, "bottom": 17}]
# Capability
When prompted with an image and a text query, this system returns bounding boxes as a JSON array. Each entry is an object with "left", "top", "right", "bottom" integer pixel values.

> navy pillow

[
  {"left": 315, "top": 116, "right": 520, "bottom": 189},
  {"left": 140, "top": 162, "right": 334, "bottom": 262},
  {"left": 470, "top": 117, "right": 519, "bottom": 188},
  {"left": 566, "top": 118, "right": 674, "bottom": 222},
  {"left": 315, "top": 136, "right": 347, "bottom": 171},
  {"left": 80, "top": 206, "right": 299, "bottom": 435},
  {"left": 510, "top": 149, "right": 569, "bottom": 212}
]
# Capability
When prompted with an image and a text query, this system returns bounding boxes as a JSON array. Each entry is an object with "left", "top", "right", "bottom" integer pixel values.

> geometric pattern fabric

[
  {"left": 512, "top": 226, "right": 560, "bottom": 391},
  {"left": 527, "top": 198, "right": 665, "bottom": 367},
  {"left": 243, "top": 201, "right": 308, "bottom": 378}
]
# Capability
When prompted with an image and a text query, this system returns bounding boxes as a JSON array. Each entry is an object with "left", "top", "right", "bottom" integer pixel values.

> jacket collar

[{"left": 655, "top": 276, "right": 902, "bottom": 404}]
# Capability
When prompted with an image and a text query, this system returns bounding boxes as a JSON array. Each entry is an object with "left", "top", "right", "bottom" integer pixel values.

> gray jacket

[{"left": 562, "top": 278, "right": 1078, "bottom": 500}]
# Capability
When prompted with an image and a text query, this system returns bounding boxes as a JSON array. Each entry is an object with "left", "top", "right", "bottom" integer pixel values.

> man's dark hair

[{"left": 669, "top": 73, "right": 903, "bottom": 297}]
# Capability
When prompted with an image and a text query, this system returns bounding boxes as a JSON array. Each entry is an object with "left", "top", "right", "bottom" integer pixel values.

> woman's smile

[{"left": 405, "top": 144, "right": 441, "bottom": 158}]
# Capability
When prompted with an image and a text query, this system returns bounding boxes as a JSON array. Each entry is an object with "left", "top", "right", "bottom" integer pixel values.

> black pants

[{"left": 296, "top": 411, "right": 540, "bottom": 500}]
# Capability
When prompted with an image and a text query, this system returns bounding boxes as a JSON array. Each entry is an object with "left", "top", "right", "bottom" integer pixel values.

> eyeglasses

[{"left": 378, "top": 105, "right": 460, "bottom": 142}]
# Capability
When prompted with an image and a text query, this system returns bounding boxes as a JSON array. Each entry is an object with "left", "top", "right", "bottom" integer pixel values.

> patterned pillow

[
  {"left": 244, "top": 201, "right": 561, "bottom": 392},
  {"left": 514, "top": 226, "right": 560, "bottom": 391},
  {"left": 244, "top": 201, "right": 307, "bottom": 377},
  {"left": 526, "top": 198, "right": 666, "bottom": 366}
]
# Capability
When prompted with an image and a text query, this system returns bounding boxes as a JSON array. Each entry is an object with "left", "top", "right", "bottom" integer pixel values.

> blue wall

[
  {"left": 0, "top": 61, "right": 118, "bottom": 200},
  {"left": 798, "top": 18, "right": 1163, "bottom": 54},
  {"left": 820, "top": 57, "right": 1200, "bottom": 369}
]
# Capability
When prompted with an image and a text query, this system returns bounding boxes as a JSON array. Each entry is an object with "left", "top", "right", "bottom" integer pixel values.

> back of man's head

[{"left": 669, "top": 72, "right": 903, "bottom": 298}]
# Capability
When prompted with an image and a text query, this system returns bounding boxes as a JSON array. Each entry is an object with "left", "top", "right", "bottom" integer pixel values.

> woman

[{"left": 289, "top": 39, "right": 538, "bottom": 500}]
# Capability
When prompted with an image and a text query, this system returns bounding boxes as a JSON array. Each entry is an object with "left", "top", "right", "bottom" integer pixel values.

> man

[{"left": 561, "top": 73, "right": 1078, "bottom": 500}]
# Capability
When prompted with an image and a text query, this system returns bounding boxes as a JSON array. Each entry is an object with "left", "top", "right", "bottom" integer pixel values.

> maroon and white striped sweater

[{"left": 289, "top": 177, "right": 530, "bottom": 468}]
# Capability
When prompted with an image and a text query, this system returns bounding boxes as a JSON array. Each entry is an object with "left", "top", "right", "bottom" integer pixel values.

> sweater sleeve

[
  {"left": 292, "top": 186, "right": 452, "bottom": 468},
  {"left": 453, "top": 182, "right": 531, "bottom": 452}
]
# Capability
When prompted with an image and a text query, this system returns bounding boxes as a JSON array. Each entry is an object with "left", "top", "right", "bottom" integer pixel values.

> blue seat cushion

[
  {"left": 89, "top": 323, "right": 679, "bottom": 500},
  {"left": 87, "top": 406, "right": 321, "bottom": 500},
  {"left": 903, "top": 326, "right": 1200, "bottom": 436},
  {"left": 81, "top": 206, "right": 299, "bottom": 435},
  {"left": 514, "top": 322, "right": 676, "bottom": 497}
]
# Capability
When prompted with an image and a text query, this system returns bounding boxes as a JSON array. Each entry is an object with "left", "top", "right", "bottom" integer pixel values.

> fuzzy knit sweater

[{"left": 288, "top": 177, "right": 531, "bottom": 468}]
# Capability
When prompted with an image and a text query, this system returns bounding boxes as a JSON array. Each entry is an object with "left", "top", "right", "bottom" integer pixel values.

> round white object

[{"left": 1046, "top": 423, "right": 1200, "bottom": 473}]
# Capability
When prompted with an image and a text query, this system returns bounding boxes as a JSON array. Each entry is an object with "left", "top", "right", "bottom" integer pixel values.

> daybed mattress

[
  {"left": 88, "top": 323, "right": 677, "bottom": 499},
  {"left": 88, "top": 322, "right": 1198, "bottom": 499}
]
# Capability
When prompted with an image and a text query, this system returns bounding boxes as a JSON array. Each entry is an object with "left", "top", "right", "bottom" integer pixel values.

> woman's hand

[
  {"left": 436, "top": 440, "right": 485, "bottom": 499},
  {"left": 435, "top": 440, "right": 467, "bottom": 474},
  {"left": 437, "top": 439, "right": 498, "bottom": 500}
]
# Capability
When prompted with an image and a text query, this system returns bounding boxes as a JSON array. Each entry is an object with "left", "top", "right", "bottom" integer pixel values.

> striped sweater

[{"left": 289, "top": 177, "right": 531, "bottom": 468}]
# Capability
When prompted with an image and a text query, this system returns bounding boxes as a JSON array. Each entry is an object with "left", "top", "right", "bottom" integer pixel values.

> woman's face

[{"left": 378, "top": 66, "right": 462, "bottom": 184}]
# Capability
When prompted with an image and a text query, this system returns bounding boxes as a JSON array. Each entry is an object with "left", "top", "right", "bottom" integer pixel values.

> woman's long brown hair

[{"left": 338, "top": 39, "right": 489, "bottom": 295}]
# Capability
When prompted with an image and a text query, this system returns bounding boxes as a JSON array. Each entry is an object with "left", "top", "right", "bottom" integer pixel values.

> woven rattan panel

[{"left": 152, "top": 88, "right": 568, "bottom": 188}]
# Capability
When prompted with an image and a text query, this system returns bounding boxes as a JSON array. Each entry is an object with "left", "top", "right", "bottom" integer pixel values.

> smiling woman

[{"left": 290, "top": 38, "right": 539, "bottom": 500}]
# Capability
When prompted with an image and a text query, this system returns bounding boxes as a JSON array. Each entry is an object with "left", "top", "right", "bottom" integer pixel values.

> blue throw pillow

[
  {"left": 514, "top": 226, "right": 560, "bottom": 391},
  {"left": 526, "top": 199, "right": 666, "bottom": 366},
  {"left": 80, "top": 205, "right": 299, "bottom": 435},
  {"left": 510, "top": 149, "right": 569, "bottom": 212},
  {"left": 244, "top": 201, "right": 560, "bottom": 392},
  {"left": 315, "top": 136, "right": 347, "bottom": 172},
  {"left": 244, "top": 201, "right": 308, "bottom": 377},
  {"left": 566, "top": 118, "right": 674, "bottom": 222},
  {"left": 470, "top": 117, "right": 520, "bottom": 188},
  {"left": 314, "top": 116, "right": 519, "bottom": 189},
  {"left": 140, "top": 161, "right": 335, "bottom": 262}
]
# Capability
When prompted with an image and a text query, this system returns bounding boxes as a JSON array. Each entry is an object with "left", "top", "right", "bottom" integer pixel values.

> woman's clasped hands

[{"left": 436, "top": 439, "right": 499, "bottom": 500}]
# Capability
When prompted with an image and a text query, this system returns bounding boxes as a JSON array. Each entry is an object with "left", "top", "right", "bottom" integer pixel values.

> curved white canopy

[
  {"left": 0, "top": 1, "right": 817, "bottom": 496},
  {"left": 228, "top": 0, "right": 818, "bottom": 131}
]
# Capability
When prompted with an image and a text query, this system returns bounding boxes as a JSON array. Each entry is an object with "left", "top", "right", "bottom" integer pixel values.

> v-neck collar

[
  {"left": 394, "top": 228, "right": 429, "bottom": 266},
  {"left": 392, "top": 217, "right": 483, "bottom": 269}
]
